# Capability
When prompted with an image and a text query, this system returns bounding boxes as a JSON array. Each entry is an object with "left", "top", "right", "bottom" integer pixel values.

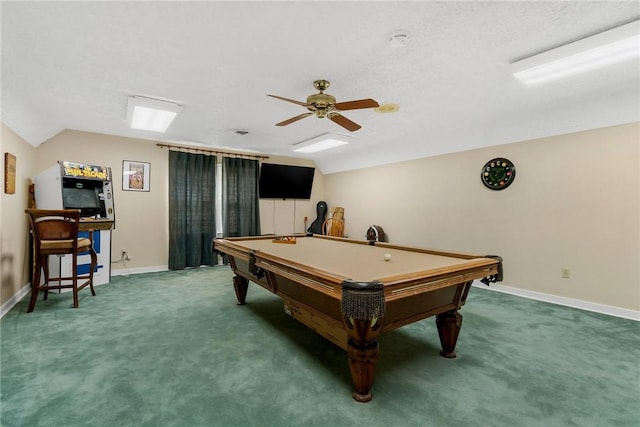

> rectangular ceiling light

[
  {"left": 127, "top": 96, "right": 183, "bottom": 132},
  {"left": 292, "top": 133, "right": 349, "bottom": 153},
  {"left": 509, "top": 20, "right": 640, "bottom": 86}
]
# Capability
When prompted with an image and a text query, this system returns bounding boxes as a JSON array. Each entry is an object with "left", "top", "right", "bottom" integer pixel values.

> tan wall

[
  {"left": 323, "top": 123, "right": 640, "bottom": 311},
  {"left": 1, "top": 127, "right": 326, "bottom": 306},
  {"left": 3, "top": 123, "right": 638, "bottom": 312},
  {"left": 1, "top": 125, "right": 37, "bottom": 303},
  {"left": 33, "top": 130, "right": 171, "bottom": 272}
]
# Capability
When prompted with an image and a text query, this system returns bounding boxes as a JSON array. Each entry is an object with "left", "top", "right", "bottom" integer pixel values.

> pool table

[{"left": 213, "top": 234, "right": 502, "bottom": 402}]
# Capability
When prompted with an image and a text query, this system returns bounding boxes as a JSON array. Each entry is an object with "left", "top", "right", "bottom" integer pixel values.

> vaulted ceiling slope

[{"left": 2, "top": 2, "right": 639, "bottom": 174}]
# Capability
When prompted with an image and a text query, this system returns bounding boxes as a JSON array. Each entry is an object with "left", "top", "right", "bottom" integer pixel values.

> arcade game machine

[{"left": 34, "top": 161, "right": 115, "bottom": 286}]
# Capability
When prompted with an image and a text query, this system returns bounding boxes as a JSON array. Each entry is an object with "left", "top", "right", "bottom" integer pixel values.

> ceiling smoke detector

[{"left": 388, "top": 30, "right": 410, "bottom": 47}]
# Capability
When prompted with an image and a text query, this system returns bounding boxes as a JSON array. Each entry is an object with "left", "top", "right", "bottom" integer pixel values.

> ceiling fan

[{"left": 267, "top": 80, "right": 379, "bottom": 132}]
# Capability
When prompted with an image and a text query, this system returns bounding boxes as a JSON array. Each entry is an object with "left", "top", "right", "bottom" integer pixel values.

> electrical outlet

[{"left": 561, "top": 268, "right": 570, "bottom": 279}]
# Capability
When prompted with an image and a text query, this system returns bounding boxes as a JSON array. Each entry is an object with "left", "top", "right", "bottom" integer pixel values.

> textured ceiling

[{"left": 2, "top": 1, "right": 639, "bottom": 174}]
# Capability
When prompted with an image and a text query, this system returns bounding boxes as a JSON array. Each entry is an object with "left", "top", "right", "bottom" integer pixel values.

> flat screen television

[{"left": 259, "top": 163, "right": 315, "bottom": 200}]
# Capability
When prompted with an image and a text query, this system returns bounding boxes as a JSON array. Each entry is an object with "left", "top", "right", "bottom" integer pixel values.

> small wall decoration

[
  {"left": 4, "top": 153, "right": 16, "bottom": 194},
  {"left": 481, "top": 157, "right": 516, "bottom": 190},
  {"left": 122, "top": 160, "right": 150, "bottom": 192}
]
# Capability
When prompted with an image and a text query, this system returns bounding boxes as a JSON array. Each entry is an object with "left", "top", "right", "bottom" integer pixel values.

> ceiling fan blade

[
  {"left": 276, "top": 113, "right": 313, "bottom": 126},
  {"left": 267, "top": 94, "right": 308, "bottom": 107},
  {"left": 329, "top": 114, "right": 361, "bottom": 132},
  {"left": 334, "top": 98, "right": 379, "bottom": 111}
]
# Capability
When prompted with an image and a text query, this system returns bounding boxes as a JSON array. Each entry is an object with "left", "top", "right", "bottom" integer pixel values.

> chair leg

[
  {"left": 72, "top": 271, "right": 79, "bottom": 308},
  {"left": 72, "top": 286, "right": 79, "bottom": 308},
  {"left": 42, "top": 255, "right": 49, "bottom": 301},
  {"left": 27, "top": 258, "right": 42, "bottom": 313},
  {"left": 88, "top": 245, "right": 97, "bottom": 297},
  {"left": 72, "top": 252, "right": 79, "bottom": 309}
]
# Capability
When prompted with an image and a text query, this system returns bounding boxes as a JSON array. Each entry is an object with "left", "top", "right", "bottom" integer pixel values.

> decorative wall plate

[{"left": 481, "top": 158, "right": 515, "bottom": 190}]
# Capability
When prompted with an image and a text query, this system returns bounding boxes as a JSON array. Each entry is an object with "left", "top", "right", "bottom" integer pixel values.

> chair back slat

[
  {"left": 25, "top": 209, "right": 82, "bottom": 243},
  {"left": 37, "top": 219, "right": 77, "bottom": 240}
]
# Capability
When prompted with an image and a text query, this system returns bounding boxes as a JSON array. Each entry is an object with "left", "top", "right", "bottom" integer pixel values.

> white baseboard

[
  {"left": 473, "top": 281, "right": 640, "bottom": 321},
  {"left": 1, "top": 282, "right": 31, "bottom": 318},
  {"left": 111, "top": 265, "right": 168, "bottom": 276}
]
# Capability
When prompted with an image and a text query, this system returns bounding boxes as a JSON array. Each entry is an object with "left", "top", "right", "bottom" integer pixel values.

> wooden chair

[
  {"left": 322, "top": 207, "right": 345, "bottom": 237},
  {"left": 25, "top": 209, "right": 97, "bottom": 312}
]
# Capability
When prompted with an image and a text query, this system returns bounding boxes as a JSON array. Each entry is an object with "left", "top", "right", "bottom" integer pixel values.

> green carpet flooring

[{"left": 1, "top": 266, "right": 638, "bottom": 426}]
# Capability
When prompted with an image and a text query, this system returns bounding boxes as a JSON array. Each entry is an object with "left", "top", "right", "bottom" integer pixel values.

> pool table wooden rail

[{"left": 215, "top": 234, "right": 499, "bottom": 293}]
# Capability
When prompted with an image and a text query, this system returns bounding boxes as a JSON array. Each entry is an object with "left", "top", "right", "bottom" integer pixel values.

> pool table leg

[
  {"left": 436, "top": 309, "right": 462, "bottom": 358},
  {"left": 345, "top": 318, "right": 380, "bottom": 403},
  {"left": 232, "top": 275, "right": 249, "bottom": 305}
]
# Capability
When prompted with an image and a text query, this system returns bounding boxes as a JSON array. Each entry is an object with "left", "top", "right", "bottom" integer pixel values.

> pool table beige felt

[{"left": 213, "top": 234, "right": 502, "bottom": 402}]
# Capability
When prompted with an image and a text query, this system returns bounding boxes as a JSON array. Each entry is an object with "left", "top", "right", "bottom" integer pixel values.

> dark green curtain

[
  {"left": 222, "top": 157, "right": 261, "bottom": 237},
  {"left": 168, "top": 151, "right": 217, "bottom": 270}
]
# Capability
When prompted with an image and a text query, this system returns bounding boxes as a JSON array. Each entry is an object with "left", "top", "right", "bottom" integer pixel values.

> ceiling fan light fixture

[
  {"left": 293, "top": 133, "right": 349, "bottom": 154},
  {"left": 315, "top": 108, "right": 328, "bottom": 119},
  {"left": 269, "top": 80, "right": 378, "bottom": 132},
  {"left": 509, "top": 20, "right": 640, "bottom": 86},
  {"left": 127, "top": 96, "right": 183, "bottom": 132}
]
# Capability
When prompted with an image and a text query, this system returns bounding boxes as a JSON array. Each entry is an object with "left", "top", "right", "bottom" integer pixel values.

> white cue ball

[{"left": 384, "top": 253, "right": 392, "bottom": 262}]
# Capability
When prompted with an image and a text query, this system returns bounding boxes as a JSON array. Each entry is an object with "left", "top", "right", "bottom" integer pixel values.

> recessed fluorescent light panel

[
  {"left": 293, "top": 133, "right": 349, "bottom": 153},
  {"left": 509, "top": 20, "right": 640, "bottom": 86},
  {"left": 127, "top": 96, "right": 183, "bottom": 132}
]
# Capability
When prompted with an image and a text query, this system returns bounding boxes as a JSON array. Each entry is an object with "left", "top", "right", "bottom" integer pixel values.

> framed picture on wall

[
  {"left": 4, "top": 153, "right": 16, "bottom": 194},
  {"left": 122, "top": 160, "right": 150, "bottom": 192}
]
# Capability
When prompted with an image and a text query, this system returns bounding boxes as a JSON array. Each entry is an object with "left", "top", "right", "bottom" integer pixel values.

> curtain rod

[{"left": 156, "top": 143, "right": 269, "bottom": 160}]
